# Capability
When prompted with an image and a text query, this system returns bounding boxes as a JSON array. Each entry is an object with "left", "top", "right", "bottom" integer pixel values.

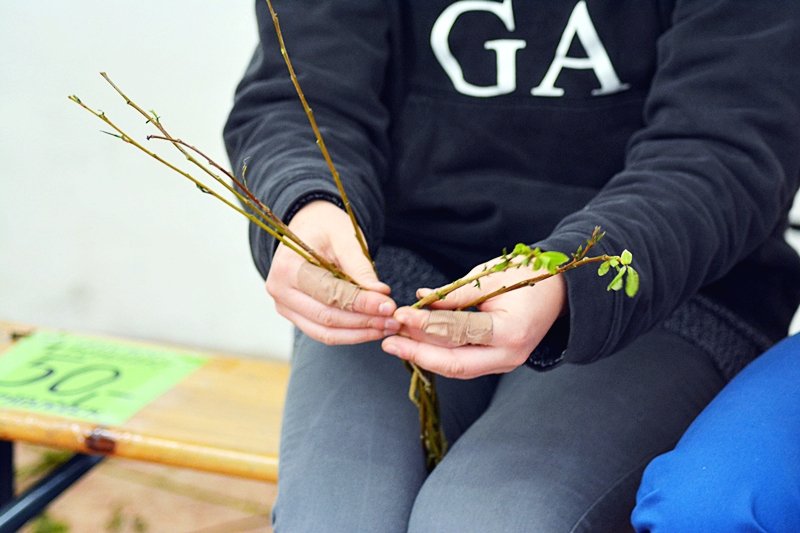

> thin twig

[
  {"left": 413, "top": 242, "right": 614, "bottom": 310},
  {"left": 263, "top": 1, "right": 446, "bottom": 467},
  {"left": 412, "top": 266, "right": 503, "bottom": 309},
  {"left": 100, "top": 75, "right": 282, "bottom": 234},
  {"left": 97, "top": 73, "right": 356, "bottom": 285},
  {"left": 68, "top": 95, "right": 316, "bottom": 265},
  {"left": 458, "top": 255, "right": 612, "bottom": 309},
  {"left": 264, "top": 0, "right": 375, "bottom": 274},
  {"left": 147, "top": 134, "right": 355, "bottom": 284}
]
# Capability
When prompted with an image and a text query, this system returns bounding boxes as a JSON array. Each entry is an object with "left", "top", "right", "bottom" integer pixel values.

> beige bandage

[
  {"left": 423, "top": 310, "right": 493, "bottom": 346},
  {"left": 297, "top": 262, "right": 360, "bottom": 311}
]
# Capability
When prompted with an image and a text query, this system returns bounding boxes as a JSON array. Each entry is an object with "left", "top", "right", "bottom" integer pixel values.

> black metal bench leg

[
  {"left": 0, "top": 453, "right": 103, "bottom": 533},
  {"left": 0, "top": 441, "right": 12, "bottom": 507}
]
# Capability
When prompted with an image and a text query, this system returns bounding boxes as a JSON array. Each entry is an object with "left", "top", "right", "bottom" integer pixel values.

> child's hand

[
  {"left": 382, "top": 259, "right": 567, "bottom": 378},
  {"left": 266, "top": 201, "right": 399, "bottom": 344}
]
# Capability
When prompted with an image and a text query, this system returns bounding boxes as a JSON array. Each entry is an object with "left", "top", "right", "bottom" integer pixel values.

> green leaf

[
  {"left": 538, "top": 251, "right": 569, "bottom": 273},
  {"left": 625, "top": 267, "right": 640, "bottom": 297},
  {"left": 620, "top": 249, "right": 633, "bottom": 266},
  {"left": 533, "top": 257, "right": 543, "bottom": 271},
  {"left": 597, "top": 261, "right": 611, "bottom": 276},
  {"left": 491, "top": 258, "right": 510, "bottom": 273},
  {"left": 512, "top": 243, "right": 531, "bottom": 256},
  {"left": 607, "top": 266, "right": 627, "bottom": 291},
  {"left": 609, "top": 257, "right": 619, "bottom": 268}
]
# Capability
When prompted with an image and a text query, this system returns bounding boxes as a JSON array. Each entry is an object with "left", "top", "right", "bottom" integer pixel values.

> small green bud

[{"left": 241, "top": 161, "right": 249, "bottom": 187}]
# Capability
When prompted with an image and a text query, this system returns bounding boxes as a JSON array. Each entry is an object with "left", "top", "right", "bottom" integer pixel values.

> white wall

[
  {"left": 0, "top": 1, "right": 294, "bottom": 359},
  {"left": 0, "top": 2, "right": 798, "bottom": 362}
]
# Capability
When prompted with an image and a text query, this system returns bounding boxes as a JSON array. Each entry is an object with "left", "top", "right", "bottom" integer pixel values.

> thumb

[{"left": 332, "top": 232, "right": 390, "bottom": 295}]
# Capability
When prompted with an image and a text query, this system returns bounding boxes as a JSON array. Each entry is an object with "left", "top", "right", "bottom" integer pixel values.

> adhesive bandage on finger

[
  {"left": 296, "top": 262, "right": 360, "bottom": 311},
  {"left": 422, "top": 310, "right": 493, "bottom": 346}
]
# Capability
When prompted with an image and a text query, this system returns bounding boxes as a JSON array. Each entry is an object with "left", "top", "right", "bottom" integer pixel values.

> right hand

[{"left": 266, "top": 200, "right": 399, "bottom": 345}]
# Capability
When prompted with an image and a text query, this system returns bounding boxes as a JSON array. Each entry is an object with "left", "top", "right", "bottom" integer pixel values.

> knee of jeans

[
  {"left": 632, "top": 449, "right": 800, "bottom": 532},
  {"left": 409, "top": 464, "right": 591, "bottom": 533}
]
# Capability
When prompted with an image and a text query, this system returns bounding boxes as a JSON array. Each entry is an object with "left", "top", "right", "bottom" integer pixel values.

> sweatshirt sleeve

[
  {"left": 534, "top": 1, "right": 800, "bottom": 367},
  {"left": 224, "top": 0, "right": 390, "bottom": 279}
]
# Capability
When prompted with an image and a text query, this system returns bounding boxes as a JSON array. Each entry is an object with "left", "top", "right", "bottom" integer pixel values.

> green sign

[{"left": 0, "top": 331, "right": 208, "bottom": 425}]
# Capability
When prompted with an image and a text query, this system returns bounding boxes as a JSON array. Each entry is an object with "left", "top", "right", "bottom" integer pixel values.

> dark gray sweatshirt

[{"left": 225, "top": 0, "right": 800, "bottom": 373}]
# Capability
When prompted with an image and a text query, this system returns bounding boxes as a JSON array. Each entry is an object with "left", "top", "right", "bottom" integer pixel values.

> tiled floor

[{"left": 15, "top": 444, "right": 276, "bottom": 532}]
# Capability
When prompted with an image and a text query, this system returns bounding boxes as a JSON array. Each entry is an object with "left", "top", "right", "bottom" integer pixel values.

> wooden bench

[{"left": 0, "top": 321, "right": 288, "bottom": 530}]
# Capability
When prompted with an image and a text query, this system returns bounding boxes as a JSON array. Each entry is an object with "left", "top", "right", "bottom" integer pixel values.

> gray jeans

[{"left": 272, "top": 326, "right": 724, "bottom": 532}]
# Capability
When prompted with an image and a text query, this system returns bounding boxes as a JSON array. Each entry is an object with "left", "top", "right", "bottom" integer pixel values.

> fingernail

[
  {"left": 416, "top": 288, "right": 432, "bottom": 297},
  {"left": 382, "top": 340, "right": 397, "bottom": 353},
  {"left": 394, "top": 308, "right": 410, "bottom": 323},
  {"left": 378, "top": 301, "right": 394, "bottom": 315},
  {"left": 385, "top": 318, "right": 400, "bottom": 331}
]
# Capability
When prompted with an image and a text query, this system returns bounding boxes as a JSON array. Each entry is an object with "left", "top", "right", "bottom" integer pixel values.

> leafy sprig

[
  {"left": 412, "top": 227, "right": 638, "bottom": 311},
  {"left": 598, "top": 249, "right": 640, "bottom": 297}
]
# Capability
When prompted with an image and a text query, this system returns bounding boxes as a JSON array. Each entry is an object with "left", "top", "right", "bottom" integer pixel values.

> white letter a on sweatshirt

[{"left": 531, "top": 1, "right": 629, "bottom": 97}]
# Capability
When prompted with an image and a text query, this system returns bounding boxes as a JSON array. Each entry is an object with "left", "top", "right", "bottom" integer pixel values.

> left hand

[{"left": 381, "top": 259, "right": 567, "bottom": 379}]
